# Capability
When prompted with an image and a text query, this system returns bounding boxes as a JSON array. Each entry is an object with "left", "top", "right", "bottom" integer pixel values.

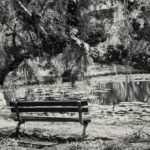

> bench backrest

[{"left": 9, "top": 101, "right": 89, "bottom": 113}]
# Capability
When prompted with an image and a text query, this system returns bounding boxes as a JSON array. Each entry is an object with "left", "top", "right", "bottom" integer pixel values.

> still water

[{"left": 3, "top": 79, "right": 150, "bottom": 105}]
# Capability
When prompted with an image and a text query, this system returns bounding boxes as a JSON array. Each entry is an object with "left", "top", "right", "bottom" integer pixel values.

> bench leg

[
  {"left": 15, "top": 122, "right": 21, "bottom": 138},
  {"left": 82, "top": 122, "right": 88, "bottom": 138}
]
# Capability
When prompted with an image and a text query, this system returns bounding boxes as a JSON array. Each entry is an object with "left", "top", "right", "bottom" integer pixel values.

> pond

[{"left": 3, "top": 74, "right": 150, "bottom": 105}]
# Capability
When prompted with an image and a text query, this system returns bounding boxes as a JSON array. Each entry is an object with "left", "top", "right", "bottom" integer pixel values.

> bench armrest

[
  {"left": 78, "top": 101, "right": 83, "bottom": 124},
  {"left": 14, "top": 101, "right": 22, "bottom": 123}
]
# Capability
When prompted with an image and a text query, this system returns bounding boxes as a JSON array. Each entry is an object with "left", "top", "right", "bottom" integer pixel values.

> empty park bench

[{"left": 9, "top": 100, "right": 91, "bottom": 137}]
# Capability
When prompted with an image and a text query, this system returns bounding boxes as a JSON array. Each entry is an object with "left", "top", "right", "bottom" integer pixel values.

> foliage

[
  {"left": 87, "top": 0, "right": 150, "bottom": 71},
  {"left": 131, "top": 52, "right": 150, "bottom": 71},
  {"left": 0, "top": 0, "right": 94, "bottom": 85},
  {"left": 1, "top": 0, "right": 150, "bottom": 85},
  {"left": 104, "top": 45, "right": 128, "bottom": 64}
]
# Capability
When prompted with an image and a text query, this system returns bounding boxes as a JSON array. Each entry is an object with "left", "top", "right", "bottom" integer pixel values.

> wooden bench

[{"left": 9, "top": 100, "right": 91, "bottom": 137}]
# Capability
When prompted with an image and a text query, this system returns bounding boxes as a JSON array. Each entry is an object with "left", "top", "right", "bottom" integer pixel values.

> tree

[
  {"left": 1, "top": 0, "right": 150, "bottom": 86},
  {"left": 0, "top": 0, "right": 93, "bottom": 85}
]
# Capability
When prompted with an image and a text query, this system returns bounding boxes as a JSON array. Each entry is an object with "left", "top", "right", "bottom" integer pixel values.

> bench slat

[
  {"left": 9, "top": 101, "right": 88, "bottom": 107},
  {"left": 11, "top": 107, "right": 88, "bottom": 113},
  {"left": 14, "top": 116, "right": 91, "bottom": 122},
  {"left": 16, "top": 116, "right": 80, "bottom": 122}
]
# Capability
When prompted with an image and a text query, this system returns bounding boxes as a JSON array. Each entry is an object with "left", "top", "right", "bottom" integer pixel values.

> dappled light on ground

[{"left": 0, "top": 74, "right": 150, "bottom": 149}]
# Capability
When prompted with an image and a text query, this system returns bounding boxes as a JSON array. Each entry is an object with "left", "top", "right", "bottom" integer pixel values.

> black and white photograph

[{"left": 0, "top": 0, "right": 150, "bottom": 149}]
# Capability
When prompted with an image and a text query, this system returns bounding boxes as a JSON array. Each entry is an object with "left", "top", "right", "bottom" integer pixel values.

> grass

[
  {"left": 1, "top": 101, "right": 150, "bottom": 150},
  {"left": 1, "top": 72, "right": 150, "bottom": 149}
]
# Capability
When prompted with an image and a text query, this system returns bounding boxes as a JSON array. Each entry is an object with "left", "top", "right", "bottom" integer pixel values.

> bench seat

[{"left": 14, "top": 116, "right": 91, "bottom": 123}]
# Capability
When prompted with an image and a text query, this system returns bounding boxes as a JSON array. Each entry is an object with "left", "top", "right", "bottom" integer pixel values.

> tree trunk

[
  {"left": 0, "top": 57, "right": 24, "bottom": 86},
  {"left": 0, "top": 0, "right": 92, "bottom": 87},
  {"left": 0, "top": 71, "right": 8, "bottom": 86}
]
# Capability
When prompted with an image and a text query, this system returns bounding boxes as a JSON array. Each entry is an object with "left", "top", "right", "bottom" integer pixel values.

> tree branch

[
  {"left": 15, "top": 0, "right": 32, "bottom": 17},
  {"left": 71, "top": 36, "right": 90, "bottom": 53},
  {"left": 15, "top": 0, "right": 91, "bottom": 56},
  {"left": 15, "top": 0, "right": 48, "bottom": 37},
  {"left": 39, "top": 0, "right": 47, "bottom": 13},
  {"left": 27, "top": 31, "right": 36, "bottom": 47},
  {"left": 6, "top": 24, "right": 25, "bottom": 49}
]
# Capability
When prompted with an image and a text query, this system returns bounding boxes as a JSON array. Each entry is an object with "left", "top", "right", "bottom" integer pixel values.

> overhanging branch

[
  {"left": 15, "top": 0, "right": 32, "bottom": 16},
  {"left": 15, "top": 0, "right": 48, "bottom": 37},
  {"left": 15, "top": 0, "right": 91, "bottom": 55}
]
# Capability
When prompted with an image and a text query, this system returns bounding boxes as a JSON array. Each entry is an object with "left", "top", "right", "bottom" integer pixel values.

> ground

[
  {"left": 0, "top": 101, "right": 150, "bottom": 150},
  {"left": 0, "top": 73, "right": 150, "bottom": 149}
]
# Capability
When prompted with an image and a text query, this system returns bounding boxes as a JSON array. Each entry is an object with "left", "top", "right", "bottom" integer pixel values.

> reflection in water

[
  {"left": 100, "top": 81, "right": 150, "bottom": 104},
  {"left": 3, "top": 81, "right": 150, "bottom": 105}
]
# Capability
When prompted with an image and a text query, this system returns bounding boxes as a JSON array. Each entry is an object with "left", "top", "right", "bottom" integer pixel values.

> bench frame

[{"left": 10, "top": 100, "right": 91, "bottom": 138}]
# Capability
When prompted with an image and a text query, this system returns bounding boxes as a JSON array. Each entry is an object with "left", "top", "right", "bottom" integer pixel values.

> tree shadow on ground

[
  {"left": 1, "top": 127, "right": 150, "bottom": 150},
  {"left": 0, "top": 127, "right": 86, "bottom": 148},
  {"left": 0, "top": 127, "right": 113, "bottom": 149}
]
